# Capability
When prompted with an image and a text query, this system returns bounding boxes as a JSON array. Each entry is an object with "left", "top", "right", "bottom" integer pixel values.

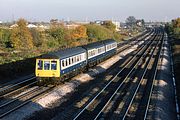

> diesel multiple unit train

[{"left": 35, "top": 39, "right": 117, "bottom": 82}]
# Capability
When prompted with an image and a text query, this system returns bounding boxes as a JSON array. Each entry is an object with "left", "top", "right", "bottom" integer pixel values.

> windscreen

[
  {"left": 51, "top": 61, "right": 57, "bottom": 70},
  {"left": 37, "top": 60, "right": 43, "bottom": 70}
]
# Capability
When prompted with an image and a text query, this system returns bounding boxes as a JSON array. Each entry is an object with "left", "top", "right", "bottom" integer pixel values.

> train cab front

[{"left": 35, "top": 59, "right": 60, "bottom": 78}]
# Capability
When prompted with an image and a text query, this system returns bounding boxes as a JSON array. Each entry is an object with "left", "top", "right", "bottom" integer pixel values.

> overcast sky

[{"left": 0, "top": 0, "right": 179, "bottom": 22}]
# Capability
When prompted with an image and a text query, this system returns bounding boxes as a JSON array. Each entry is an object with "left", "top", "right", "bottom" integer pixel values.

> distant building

[
  {"left": 64, "top": 24, "right": 80, "bottom": 29},
  {"left": 74, "top": 21, "right": 90, "bottom": 25},
  {"left": 94, "top": 20, "right": 104, "bottom": 25},
  {"left": 120, "top": 23, "right": 128, "bottom": 29},
  {"left": 145, "top": 22, "right": 153, "bottom": 28},
  {"left": 50, "top": 19, "right": 58, "bottom": 24},
  {"left": 112, "top": 21, "right": 120, "bottom": 31},
  {"left": 10, "top": 24, "right": 18, "bottom": 28},
  {"left": 27, "top": 24, "right": 37, "bottom": 28},
  {"left": 136, "top": 20, "right": 144, "bottom": 27},
  {"left": 93, "top": 20, "right": 121, "bottom": 31},
  {"left": 38, "top": 24, "right": 49, "bottom": 29},
  {"left": 10, "top": 23, "right": 38, "bottom": 29}
]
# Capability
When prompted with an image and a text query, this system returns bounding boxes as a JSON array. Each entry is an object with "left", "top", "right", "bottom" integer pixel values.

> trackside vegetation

[
  {"left": 165, "top": 17, "right": 180, "bottom": 111},
  {"left": 0, "top": 18, "right": 140, "bottom": 80},
  {"left": 0, "top": 19, "right": 132, "bottom": 64}
]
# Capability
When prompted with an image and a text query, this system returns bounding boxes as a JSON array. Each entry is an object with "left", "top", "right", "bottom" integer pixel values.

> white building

[
  {"left": 112, "top": 21, "right": 120, "bottom": 31},
  {"left": 10, "top": 23, "right": 38, "bottom": 29},
  {"left": 38, "top": 24, "right": 49, "bottom": 29},
  {"left": 65, "top": 24, "right": 80, "bottom": 29},
  {"left": 10, "top": 24, "right": 18, "bottom": 28},
  {"left": 27, "top": 24, "right": 37, "bottom": 28}
]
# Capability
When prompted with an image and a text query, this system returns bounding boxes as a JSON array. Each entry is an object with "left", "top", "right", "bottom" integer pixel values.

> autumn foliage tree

[
  {"left": 166, "top": 18, "right": 180, "bottom": 39},
  {"left": 71, "top": 25, "right": 87, "bottom": 40},
  {"left": 10, "top": 19, "right": 33, "bottom": 49},
  {"left": 172, "top": 18, "right": 180, "bottom": 28}
]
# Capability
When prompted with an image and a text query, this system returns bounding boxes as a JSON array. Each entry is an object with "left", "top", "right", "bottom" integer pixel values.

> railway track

[
  {"left": 0, "top": 72, "right": 52, "bottom": 118},
  {"left": 72, "top": 28, "right": 164, "bottom": 120},
  {"left": 0, "top": 29, "right": 154, "bottom": 119},
  {"left": 0, "top": 84, "right": 54, "bottom": 118},
  {"left": 52, "top": 29, "right": 158, "bottom": 119},
  {"left": 117, "top": 30, "right": 153, "bottom": 52},
  {"left": 0, "top": 76, "right": 36, "bottom": 97},
  {"left": 116, "top": 32, "right": 164, "bottom": 120}
]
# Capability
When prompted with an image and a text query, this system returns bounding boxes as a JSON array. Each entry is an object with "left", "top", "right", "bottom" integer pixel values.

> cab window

[
  {"left": 37, "top": 60, "right": 43, "bottom": 70},
  {"left": 51, "top": 61, "right": 57, "bottom": 70},
  {"left": 44, "top": 61, "right": 50, "bottom": 70}
]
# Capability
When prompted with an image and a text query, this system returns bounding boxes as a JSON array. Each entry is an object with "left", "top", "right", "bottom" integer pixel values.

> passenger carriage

[
  {"left": 82, "top": 41, "right": 106, "bottom": 67},
  {"left": 103, "top": 39, "right": 117, "bottom": 58}
]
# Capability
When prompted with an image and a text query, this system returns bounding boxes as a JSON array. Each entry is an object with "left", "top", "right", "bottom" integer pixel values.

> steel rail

[
  {"left": 0, "top": 85, "right": 54, "bottom": 118},
  {"left": 0, "top": 76, "right": 36, "bottom": 96},
  {"left": 121, "top": 32, "right": 163, "bottom": 120},
  {"left": 93, "top": 31, "right": 160, "bottom": 120},
  {"left": 143, "top": 31, "right": 164, "bottom": 120},
  {"left": 0, "top": 85, "right": 39, "bottom": 108},
  {"left": 73, "top": 30, "right": 157, "bottom": 120},
  {"left": 0, "top": 80, "right": 38, "bottom": 98}
]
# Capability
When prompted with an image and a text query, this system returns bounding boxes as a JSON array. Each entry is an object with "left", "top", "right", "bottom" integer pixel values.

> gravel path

[{"left": 147, "top": 34, "right": 178, "bottom": 120}]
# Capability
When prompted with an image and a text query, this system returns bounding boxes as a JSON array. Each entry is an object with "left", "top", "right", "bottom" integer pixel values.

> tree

[
  {"left": 30, "top": 28, "right": 43, "bottom": 47},
  {"left": 102, "top": 21, "right": 116, "bottom": 31},
  {"left": 0, "top": 29, "right": 11, "bottom": 48},
  {"left": 166, "top": 18, "right": 180, "bottom": 39},
  {"left": 10, "top": 19, "right": 33, "bottom": 49},
  {"left": 85, "top": 24, "right": 112, "bottom": 41},
  {"left": 141, "top": 19, "right": 145, "bottom": 26},
  {"left": 71, "top": 25, "right": 87, "bottom": 40},
  {"left": 172, "top": 18, "right": 180, "bottom": 28},
  {"left": 49, "top": 27, "right": 65, "bottom": 44},
  {"left": 126, "top": 16, "right": 137, "bottom": 27}
]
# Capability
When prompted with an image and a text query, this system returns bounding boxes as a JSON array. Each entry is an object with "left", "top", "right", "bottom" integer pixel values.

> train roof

[
  {"left": 41, "top": 47, "right": 86, "bottom": 59},
  {"left": 102, "top": 39, "right": 117, "bottom": 45},
  {"left": 82, "top": 41, "right": 104, "bottom": 50}
]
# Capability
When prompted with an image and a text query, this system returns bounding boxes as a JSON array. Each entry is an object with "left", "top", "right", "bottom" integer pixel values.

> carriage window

[
  {"left": 44, "top": 61, "right": 50, "bottom": 70},
  {"left": 91, "top": 51, "right": 93, "bottom": 56},
  {"left": 64, "top": 60, "right": 67, "bottom": 67},
  {"left": 77, "top": 56, "right": 79, "bottom": 61},
  {"left": 62, "top": 60, "right": 64, "bottom": 67},
  {"left": 51, "top": 61, "right": 57, "bottom": 70},
  {"left": 70, "top": 57, "right": 73, "bottom": 64},
  {"left": 37, "top": 60, "right": 43, "bottom": 70},
  {"left": 72, "top": 57, "right": 74, "bottom": 63},
  {"left": 66, "top": 59, "right": 68, "bottom": 66},
  {"left": 79, "top": 55, "right": 81, "bottom": 61},
  {"left": 88, "top": 51, "right": 91, "bottom": 57},
  {"left": 69, "top": 58, "right": 71, "bottom": 65},
  {"left": 73, "top": 57, "right": 76, "bottom": 63},
  {"left": 108, "top": 45, "right": 110, "bottom": 50}
]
